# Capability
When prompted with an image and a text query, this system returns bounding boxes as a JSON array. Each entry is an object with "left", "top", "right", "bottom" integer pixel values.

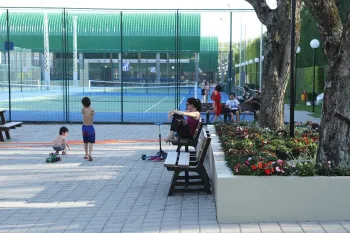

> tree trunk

[
  {"left": 246, "top": 0, "right": 302, "bottom": 130},
  {"left": 303, "top": 0, "right": 350, "bottom": 165},
  {"left": 318, "top": 61, "right": 350, "bottom": 165}
]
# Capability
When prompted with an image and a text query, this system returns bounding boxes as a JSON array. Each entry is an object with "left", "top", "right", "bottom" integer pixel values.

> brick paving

[{"left": 0, "top": 124, "right": 348, "bottom": 233}]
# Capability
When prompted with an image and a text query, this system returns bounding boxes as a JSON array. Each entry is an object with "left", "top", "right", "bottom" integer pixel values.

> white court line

[
  {"left": 179, "top": 97, "right": 187, "bottom": 110},
  {"left": 144, "top": 97, "right": 169, "bottom": 113},
  {"left": 179, "top": 97, "right": 185, "bottom": 107}
]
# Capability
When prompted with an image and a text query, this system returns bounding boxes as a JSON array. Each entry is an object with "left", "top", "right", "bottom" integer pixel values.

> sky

[{"left": 1, "top": 0, "right": 269, "bottom": 42}]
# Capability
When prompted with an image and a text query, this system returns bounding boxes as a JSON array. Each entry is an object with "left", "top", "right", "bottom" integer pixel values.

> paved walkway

[
  {"left": 284, "top": 104, "right": 321, "bottom": 123},
  {"left": 0, "top": 124, "right": 348, "bottom": 233}
]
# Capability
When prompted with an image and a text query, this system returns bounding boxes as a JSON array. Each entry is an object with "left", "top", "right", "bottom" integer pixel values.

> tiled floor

[{"left": 0, "top": 124, "right": 348, "bottom": 233}]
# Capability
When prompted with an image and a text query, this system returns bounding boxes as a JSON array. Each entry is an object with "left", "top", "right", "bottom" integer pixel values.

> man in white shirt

[{"left": 225, "top": 93, "right": 240, "bottom": 122}]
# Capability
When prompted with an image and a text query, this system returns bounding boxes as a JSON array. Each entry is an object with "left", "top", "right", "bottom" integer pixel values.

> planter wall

[{"left": 207, "top": 125, "right": 350, "bottom": 223}]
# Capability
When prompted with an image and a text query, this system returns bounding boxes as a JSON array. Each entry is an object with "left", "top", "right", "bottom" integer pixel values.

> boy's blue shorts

[{"left": 82, "top": 125, "right": 95, "bottom": 143}]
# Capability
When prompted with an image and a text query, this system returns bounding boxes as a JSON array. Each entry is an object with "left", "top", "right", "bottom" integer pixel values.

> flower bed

[
  {"left": 215, "top": 121, "right": 350, "bottom": 176},
  {"left": 207, "top": 123, "right": 350, "bottom": 223}
]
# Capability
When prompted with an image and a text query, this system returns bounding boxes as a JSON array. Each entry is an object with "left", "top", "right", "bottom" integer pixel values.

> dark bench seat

[
  {"left": 0, "top": 110, "right": 23, "bottom": 142},
  {"left": 164, "top": 129, "right": 211, "bottom": 195}
]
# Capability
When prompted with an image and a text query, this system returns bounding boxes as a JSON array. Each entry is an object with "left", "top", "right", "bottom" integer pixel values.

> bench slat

[
  {"left": 177, "top": 152, "right": 190, "bottom": 168},
  {"left": 0, "top": 122, "right": 23, "bottom": 129},
  {"left": 164, "top": 152, "right": 178, "bottom": 167}
]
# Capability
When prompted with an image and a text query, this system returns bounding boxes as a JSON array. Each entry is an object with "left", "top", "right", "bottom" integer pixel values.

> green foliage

[
  {"left": 286, "top": 66, "right": 325, "bottom": 100},
  {"left": 215, "top": 122, "right": 320, "bottom": 176},
  {"left": 298, "top": 6, "right": 326, "bottom": 68},
  {"left": 216, "top": 121, "right": 350, "bottom": 176}
]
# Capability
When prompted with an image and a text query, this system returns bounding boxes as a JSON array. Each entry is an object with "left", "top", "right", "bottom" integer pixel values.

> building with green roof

[{"left": 0, "top": 11, "right": 218, "bottom": 85}]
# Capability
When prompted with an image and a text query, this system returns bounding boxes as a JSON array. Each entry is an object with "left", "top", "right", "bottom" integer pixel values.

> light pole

[
  {"left": 235, "top": 64, "right": 239, "bottom": 87},
  {"left": 240, "top": 62, "right": 245, "bottom": 87},
  {"left": 260, "top": 56, "right": 264, "bottom": 92},
  {"left": 310, "top": 39, "right": 320, "bottom": 112},
  {"left": 290, "top": 0, "right": 296, "bottom": 138},
  {"left": 249, "top": 59, "right": 253, "bottom": 86},
  {"left": 245, "top": 61, "right": 248, "bottom": 84},
  {"left": 294, "top": 46, "right": 301, "bottom": 105},
  {"left": 254, "top": 58, "right": 259, "bottom": 90}
]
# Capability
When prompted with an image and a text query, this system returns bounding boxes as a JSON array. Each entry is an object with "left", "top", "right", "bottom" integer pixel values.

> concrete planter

[{"left": 207, "top": 125, "right": 350, "bottom": 223}]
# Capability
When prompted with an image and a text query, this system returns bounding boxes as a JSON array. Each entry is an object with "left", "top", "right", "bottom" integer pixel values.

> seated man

[
  {"left": 245, "top": 90, "right": 261, "bottom": 112},
  {"left": 226, "top": 93, "right": 240, "bottom": 122},
  {"left": 238, "top": 85, "right": 253, "bottom": 103}
]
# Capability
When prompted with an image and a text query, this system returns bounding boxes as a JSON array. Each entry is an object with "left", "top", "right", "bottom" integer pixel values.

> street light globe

[
  {"left": 241, "top": 62, "right": 245, "bottom": 66},
  {"left": 296, "top": 46, "right": 301, "bottom": 53},
  {"left": 266, "top": 0, "right": 277, "bottom": 9},
  {"left": 254, "top": 58, "right": 259, "bottom": 63},
  {"left": 310, "top": 39, "right": 320, "bottom": 49},
  {"left": 235, "top": 64, "right": 239, "bottom": 68},
  {"left": 249, "top": 59, "right": 253, "bottom": 64},
  {"left": 245, "top": 61, "right": 248, "bottom": 65}
]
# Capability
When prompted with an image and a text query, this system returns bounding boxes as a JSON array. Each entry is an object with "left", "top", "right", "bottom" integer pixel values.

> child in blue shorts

[{"left": 81, "top": 97, "right": 95, "bottom": 161}]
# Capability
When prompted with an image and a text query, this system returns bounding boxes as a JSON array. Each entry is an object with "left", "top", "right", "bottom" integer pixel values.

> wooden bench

[
  {"left": 171, "top": 118, "right": 204, "bottom": 152},
  {"left": 164, "top": 129, "right": 211, "bottom": 196},
  {"left": 239, "top": 103, "right": 256, "bottom": 121},
  {"left": 200, "top": 103, "right": 231, "bottom": 123},
  {"left": 0, "top": 110, "right": 23, "bottom": 142}
]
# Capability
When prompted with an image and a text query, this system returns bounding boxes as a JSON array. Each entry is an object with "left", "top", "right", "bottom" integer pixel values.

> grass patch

[{"left": 294, "top": 104, "right": 322, "bottom": 118}]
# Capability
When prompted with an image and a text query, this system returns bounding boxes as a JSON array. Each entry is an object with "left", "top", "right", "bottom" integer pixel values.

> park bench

[
  {"left": 171, "top": 118, "right": 204, "bottom": 152},
  {"left": 0, "top": 110, "right": 23, "bottom": 142},
  {"left": 200, "top": 103, "right": 231, "bottom": 123},
  {"left": 164, "top": 129, "right": 211, "bottom": 196},
  {"left": 239, "top": 103, "right": 257, "bottom": 121}
]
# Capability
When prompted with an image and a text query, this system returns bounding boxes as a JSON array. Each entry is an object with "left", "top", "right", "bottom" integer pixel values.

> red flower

[
  {"left": 264, "top": 169, "right": 272, "bottom": 175},
  {"left": 258, "top": 162, "right": 263, "bottom": 169},
  {"left": 251, "top": 165, "right": 257, "bottom": 170}
]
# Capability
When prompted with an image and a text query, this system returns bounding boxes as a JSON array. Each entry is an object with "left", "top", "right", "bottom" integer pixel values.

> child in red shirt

[{"left": 211, "top": 85, "right": 222, "bottom": 122}]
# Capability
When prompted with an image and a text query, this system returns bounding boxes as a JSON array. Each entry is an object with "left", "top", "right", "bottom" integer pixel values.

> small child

[
  {"left": 53, "top": 126, "right": 71, "bottom": 155},
  {"left": 226, "top": 93, "right": 240, "bottom": 123},
  {"left": 81, "top": 97, "right": 95, "bottom": 161}
]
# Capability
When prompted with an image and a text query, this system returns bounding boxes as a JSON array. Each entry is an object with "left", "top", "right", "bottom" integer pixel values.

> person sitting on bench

[
  {"left": 164, "top": 97, "right": 201, "bottom": 142},
  {"left": 225, "top": 93, "right": 240, "bottom": 122},
  {"left": 245, "top": 90, "right": 261, "bottom": 111}
]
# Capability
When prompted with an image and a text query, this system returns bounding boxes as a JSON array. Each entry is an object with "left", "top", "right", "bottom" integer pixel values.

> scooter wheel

[
  {"left": 161, "top": 153, "right": 167, "bottom": 159},
  {"left": 56, "top": 157, "right": 61, "bottom": 161},
  {"left": 141, "top": 154, "right": 147, "bottom": 160}
]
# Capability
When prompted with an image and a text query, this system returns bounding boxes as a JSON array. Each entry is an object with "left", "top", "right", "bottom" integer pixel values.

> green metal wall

[{"left": 0, "top": 12, "right": 201, "bottom": 52}]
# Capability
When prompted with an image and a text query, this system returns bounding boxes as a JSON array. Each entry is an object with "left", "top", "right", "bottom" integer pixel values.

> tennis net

[{"left": 88, "top": 80, "right": 196, "bottom": 95}]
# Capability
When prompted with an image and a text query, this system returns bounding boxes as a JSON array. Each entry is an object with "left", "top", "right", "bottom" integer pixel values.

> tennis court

[{"left": 0, "top": 81, "right": 216, "bottom": 123}]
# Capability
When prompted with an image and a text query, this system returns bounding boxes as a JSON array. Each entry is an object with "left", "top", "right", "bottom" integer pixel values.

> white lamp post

[
  {"left": 254, "top": 58, "right": 259, "bottom": 89},
  {"left": 310, "top": 39, "right": 320, "bottom": 112},
  {"left": 294, "top": 46, "right": 301, "bottom": 105},
  {"left": 248, "top": 59, "right": 253, "bottom": 85}
]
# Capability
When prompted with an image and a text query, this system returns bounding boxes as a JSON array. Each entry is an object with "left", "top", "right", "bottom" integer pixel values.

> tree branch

[
  {"left": 302, "top": 0, "right": 343, "bottom": 60},
  {"left": 245, "top": 0, "right": 274, "bottom": 25}
]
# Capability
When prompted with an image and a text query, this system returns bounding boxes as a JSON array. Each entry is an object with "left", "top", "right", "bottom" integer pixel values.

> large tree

[
  {"left": 246, "top": 0, "right": 350, "bottom": 165},
  {"left": 245, "top": 0, "right": 302, "bottom": 130},
  {"left": 302, "top": 0, "right": 350, "bottom": 165}
]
